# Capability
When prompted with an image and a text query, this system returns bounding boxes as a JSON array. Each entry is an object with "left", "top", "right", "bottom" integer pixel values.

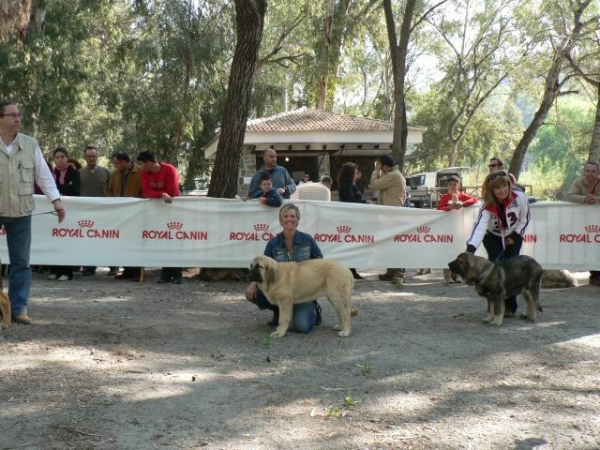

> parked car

[{"left": 407, "top": 167, "right": 472, "bottom": 208}]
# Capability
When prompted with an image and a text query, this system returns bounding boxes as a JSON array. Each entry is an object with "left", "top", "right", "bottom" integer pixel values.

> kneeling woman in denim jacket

[{"left": 245, "top": 203, "right": 323, "bottom": 332}]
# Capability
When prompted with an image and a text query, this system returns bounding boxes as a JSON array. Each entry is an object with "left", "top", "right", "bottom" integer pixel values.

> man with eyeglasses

[
  {"left": 567, "top": 161, "right": 600, "bottom": 286},
  {"left": 0, "top": 100, "right": 66, "bottom": 325}
]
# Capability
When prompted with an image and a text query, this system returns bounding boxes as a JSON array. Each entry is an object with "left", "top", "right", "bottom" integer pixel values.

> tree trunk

[
  {"left": 208, "top": 0, "right": 266, "bottom": 198},
  {"left": 315, "top": 0, "right": 379, "bottom": 111},
  {"left": 383, "top": 0, "right": 416, "bottom": 173},
  {"left": 509, "top": 57, "right": 562, "bottom": 179}
]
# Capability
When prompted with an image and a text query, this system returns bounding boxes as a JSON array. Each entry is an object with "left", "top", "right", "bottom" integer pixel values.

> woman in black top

[
  {"left": 337, "top": 162, "right": 366, "bottom": 279},
  {"left": 338, "top": 162, "right": 366, "bottom": 203},
  {"left": 48, "top": 147, "right": 80, "bottom": 281}
]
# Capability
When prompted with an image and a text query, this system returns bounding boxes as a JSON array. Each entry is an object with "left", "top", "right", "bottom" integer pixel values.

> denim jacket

[{"left": 264, "top": 230, "right": 323, "bottom": 263}]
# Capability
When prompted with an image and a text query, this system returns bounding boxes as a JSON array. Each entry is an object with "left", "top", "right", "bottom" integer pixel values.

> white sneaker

[
  {"left": 47, "top": 274, "right": 58, "bottom": 280},
  {"left": 57, "top": 275, "right": 70, "bottom": 281}
]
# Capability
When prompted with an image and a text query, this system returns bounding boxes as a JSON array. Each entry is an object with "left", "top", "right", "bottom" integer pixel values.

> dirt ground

[{"left": 0, "top": 267, "right": 599, "bottom": 450}]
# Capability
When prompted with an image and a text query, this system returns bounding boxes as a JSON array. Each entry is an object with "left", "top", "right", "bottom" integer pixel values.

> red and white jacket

[{"left": 467, "top": 190, "right": 530, "bottom": 251}]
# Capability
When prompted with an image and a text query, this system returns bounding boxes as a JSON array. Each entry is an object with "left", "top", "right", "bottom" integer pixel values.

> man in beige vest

[
  {"left": 0, "top": 100, "right": 66, "bottom": 325},
  {"left": 368, "top": 154, "right": 407, "bottom": 282}
]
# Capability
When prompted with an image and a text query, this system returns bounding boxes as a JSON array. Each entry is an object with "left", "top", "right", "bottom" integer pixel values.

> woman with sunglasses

[{"left": 466, "top": 171, "right": 531, "bottom": 316}]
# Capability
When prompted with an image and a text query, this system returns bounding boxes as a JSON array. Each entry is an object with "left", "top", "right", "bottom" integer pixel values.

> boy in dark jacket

[{"left": 251, "top": 173, "right": 283, "bottom": 207}]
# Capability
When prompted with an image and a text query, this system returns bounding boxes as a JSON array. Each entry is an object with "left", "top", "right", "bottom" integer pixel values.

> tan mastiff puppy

[{"left": 249, "top": 255, "right": 357, "bottom": 337}]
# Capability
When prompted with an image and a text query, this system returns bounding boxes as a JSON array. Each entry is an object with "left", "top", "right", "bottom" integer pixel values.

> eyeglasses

[
  {"left": 488, "top": 163, "right": 498, "bottom": 168},
  {"left": 1, "top": 113, "right": 23, "bottom": 119}
]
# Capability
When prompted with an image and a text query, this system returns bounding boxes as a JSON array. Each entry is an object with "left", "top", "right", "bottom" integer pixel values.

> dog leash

[
  {"left": 32, "top": 210, "right": 60, "bottom": 217},
  {"left": 495, "top": 249, "right": 506, "bottom": 262}
]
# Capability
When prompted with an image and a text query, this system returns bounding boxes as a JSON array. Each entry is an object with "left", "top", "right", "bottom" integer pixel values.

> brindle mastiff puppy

[
  {"left": 448, "top": 252, "right": 542, "bottom": 327},
  {"left": 249, "top": 255, "right": 357, "bottom": 338},
  {"left": 0, "top": 267, "right": 11, "bottom": 329}
]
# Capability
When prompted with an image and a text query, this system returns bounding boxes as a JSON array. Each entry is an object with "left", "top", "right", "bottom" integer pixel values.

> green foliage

[
  {"left": 0, "top": 0, "right": 597, "bottom": 192},
  {"left": 526, "top": 96, "right": 595, "bottom": 197},
  {"left": 345, "top": 389, "right": 358, "bottom": 407},
  {"left": 257, "top": 334, "right": 273, "bottom": 349}
]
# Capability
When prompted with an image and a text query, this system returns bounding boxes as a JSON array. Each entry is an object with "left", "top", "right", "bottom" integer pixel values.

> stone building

[{"left": 202, "top": 107, "right": 426, "bottom": 196}]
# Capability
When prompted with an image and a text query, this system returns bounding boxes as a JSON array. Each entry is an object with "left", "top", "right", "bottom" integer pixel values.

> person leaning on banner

[
  {"left": 248, "top": 149, "right": 296, "bottom": 199},
  {"left": 80, "top": 146, "right": 111, "bottom": 276},
  {"left": 47, "top": 147, "right": 80, "bottom": 282},
  {"left": 137, "top": 150, "right": 182, "bottom": 284},
  {"left": 0, "top": 100, "right": 66, "bottom": 325},
  {"left": 566, "top": 161, "right": 600, "bottom": 286},
  {"left": 107, "top": 152, "right": 143, "bottom": 280},
  {"left": 337, "top": 162, "right": 368, "bottom": 280},
  {"left": 437, "top": 174, "right": 478, "bottom": 211},
  {"left": 466, "top": 171, "right": 530, "bottom": 316},
  {"left": 368, "top": 154, "right": 407, "bottom": 282}
]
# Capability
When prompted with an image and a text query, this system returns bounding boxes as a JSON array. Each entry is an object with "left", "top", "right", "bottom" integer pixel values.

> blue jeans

[
  {"left": 0, "top": 215, "right": 32, "bottom": 316},
  {"left": 255, "top": 289, "right": 317, "bottom": 333}
]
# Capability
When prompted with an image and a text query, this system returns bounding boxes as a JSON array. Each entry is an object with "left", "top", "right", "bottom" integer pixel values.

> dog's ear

[{"left": 265, "top": 263, "right": 276, "bottom": 286}]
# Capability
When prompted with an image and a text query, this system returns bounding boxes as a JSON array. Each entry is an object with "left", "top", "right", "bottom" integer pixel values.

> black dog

[{"left": 448, "top": 252, "right": 542, "bottom": 326}]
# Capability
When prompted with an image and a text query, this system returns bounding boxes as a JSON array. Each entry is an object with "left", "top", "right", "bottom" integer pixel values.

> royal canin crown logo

[
  {"left": 53, "top": 220, "right": 119, "bottom": 239},
  {"left": 253, "top": 223, "right": 269, "bottom": 231},
  {"left": 560, "top": 225, "right": 600, "bottom": 244},
  {"left": 143, "top": 221, "right": 207, "bottom": 240},
  {"left": 314, "top": 225, "right": 374, "bottom": 244},
  {"left": 394, "top": 225, "right": 452, "bottom": 244},
  {"left": 78, "top": 220, "right": 94, "bottom": 228},
  {"left": 167, "top": 221, "right": 183, "bottom": 230},
  {"left": 230, "top": 223, "right": 274, "bottom": 241}
]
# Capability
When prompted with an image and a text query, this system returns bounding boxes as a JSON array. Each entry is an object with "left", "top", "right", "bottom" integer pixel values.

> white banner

[{"left": 0, "top": 196, "right": 599, "bottom": 270}]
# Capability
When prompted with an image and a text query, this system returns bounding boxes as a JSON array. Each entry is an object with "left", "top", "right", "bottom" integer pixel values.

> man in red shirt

[{"left": 137, "top": 150, "right": 182, "bottom": 284}]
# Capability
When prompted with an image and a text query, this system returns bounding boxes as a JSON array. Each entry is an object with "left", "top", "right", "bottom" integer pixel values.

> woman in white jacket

[{"left": 466, "top": 171, "right": 531, "bottom": 315}]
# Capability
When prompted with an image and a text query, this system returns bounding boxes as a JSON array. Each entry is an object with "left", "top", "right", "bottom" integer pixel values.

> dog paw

[
  {"left": 337, "top": 329, "right": 351, "bottom": 337},
  {"left": 271, "top": 330, "right": 286, "bottom": 338},
  {"left": 490, "top": 318, "right": 503, "bottom": 327}
]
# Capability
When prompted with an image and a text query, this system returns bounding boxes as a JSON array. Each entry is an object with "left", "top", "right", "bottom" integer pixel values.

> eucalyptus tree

[
  {"left": 383, "top": 0, "right": 450, "bottom": 172},
  {"left": 509, "top": 0, "right": 598, "bottom": 178},
  {"left": 208, "top": 0, "right": 267, "bottom": 198},
  {"left": 425, "top": 0, "right": 525, "bottom": 168},
  {"left": 0, "top": 0, "right": 134, "bottom": 155},
  {"left": 122, "top": 0, "right": 234, "bottom": 170},
  {"left": 0, "top": 0, "right": 37, "bottom": 41},
  {"left": 563, "top": 3, "right": 600, "bottom": 162}
]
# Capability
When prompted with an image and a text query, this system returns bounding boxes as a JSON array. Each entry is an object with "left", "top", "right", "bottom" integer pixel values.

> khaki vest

[{"left": 0, "top": 133, "right": 37, "bottom": 217}]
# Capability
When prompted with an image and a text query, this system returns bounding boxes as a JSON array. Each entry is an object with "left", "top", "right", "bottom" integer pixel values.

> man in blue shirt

[{"left": 248, "top": 149, "right": 296, "bottom": 199}]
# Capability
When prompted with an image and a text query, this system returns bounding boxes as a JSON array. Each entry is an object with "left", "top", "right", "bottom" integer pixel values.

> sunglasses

[{"left": 488, "top": 163, "right": 499, "bottom": 168}]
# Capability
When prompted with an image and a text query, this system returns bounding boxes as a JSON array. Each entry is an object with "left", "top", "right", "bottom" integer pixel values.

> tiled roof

[{"left": 246, "top": 107, "right": 407, "bottom": 133}]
